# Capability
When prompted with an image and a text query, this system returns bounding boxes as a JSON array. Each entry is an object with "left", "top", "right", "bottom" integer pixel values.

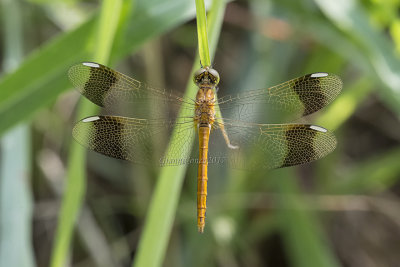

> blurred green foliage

[{"left": 1, "top": 0, "right": 400, "bottom": 267}]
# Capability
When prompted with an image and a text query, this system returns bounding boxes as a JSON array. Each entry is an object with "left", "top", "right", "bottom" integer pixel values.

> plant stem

[
  {"left": 195, "top": 0, "right": 211, "bottom": 66},
  {"left": 49, "top": 1, "right": 123, "bottom": 267},
  {"left": 133, "top": 1, "right": 226, "bottom": 267},
  {"left": 0, "top": 0, "right": 34, "bottom": 267}
]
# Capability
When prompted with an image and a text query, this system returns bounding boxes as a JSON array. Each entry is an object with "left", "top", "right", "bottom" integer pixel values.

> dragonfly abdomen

[{"left": 197, "top": 125, "right": 210, "bottom": 233}]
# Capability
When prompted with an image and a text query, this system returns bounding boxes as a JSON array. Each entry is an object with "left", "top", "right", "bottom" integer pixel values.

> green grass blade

[
  {"left": 329, "top": 148, "right": 400, "bottom": 194},
  {"left": 93, "top": 0, "right": 123, "bottom": 63},
  {"left": 132, "top": 1, "right": 226, "bottom": 267},
  {"left": 0, "top": 16, "right": 96, "bottom": 137},
  {"left": 0, "top": 127, "right": 33, "bottom": 267},
  {"left": 0, "top": 1, "right": 34, "bottom": 266},
  {"left": 314, "top": 0, "right": 400, "bottom": 115},
  {"left": 276, "top": 170, "right": 341, "bottom": 267},
  {"left": 206, "top": 0, "right": 226, "bottom": 61},
  {"left": 195, "top": 0, "right": 211, "bottom": 66},
  {"left": 49, "top": 1, "right": 123, "bottom": 267},
  {"left": 0, "top": 0, "right": 199, "bottom": 137}
]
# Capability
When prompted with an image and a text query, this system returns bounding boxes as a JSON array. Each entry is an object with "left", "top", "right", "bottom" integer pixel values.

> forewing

[
  {"left": 72, "top": 115, "right": 195, "bottom": 166},
  {"left": 210, "top": 120, "right": 336, "bottom": 169},
  {"left": 68, "top": 62, "right": 195, "bottom": 117},
  {"left": 217, "top": 73, "right": 342, "bottom": 123}
]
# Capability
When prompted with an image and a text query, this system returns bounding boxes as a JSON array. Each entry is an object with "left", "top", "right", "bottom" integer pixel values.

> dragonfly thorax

[{"left": 195, "top": 88, "right": 216, "bottom": 126}]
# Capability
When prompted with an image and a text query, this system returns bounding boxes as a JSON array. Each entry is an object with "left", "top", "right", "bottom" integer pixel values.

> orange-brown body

[{"left": 193, "top": 67, "right": 218, "bottom": 233}]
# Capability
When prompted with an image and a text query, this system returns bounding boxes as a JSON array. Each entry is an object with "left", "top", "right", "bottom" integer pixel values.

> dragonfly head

[{"left": 193, "top": 66, "right": 220, "bottom": 86}]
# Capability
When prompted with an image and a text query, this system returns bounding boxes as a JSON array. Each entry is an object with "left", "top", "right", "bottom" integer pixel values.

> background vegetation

[{"left": 1, "top": 0, "right": 400, "bottom": 266}]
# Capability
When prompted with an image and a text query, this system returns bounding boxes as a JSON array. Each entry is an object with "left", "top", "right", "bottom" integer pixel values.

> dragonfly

[{"left": 69, "top": 62, "right": 342, "bottom": 233}]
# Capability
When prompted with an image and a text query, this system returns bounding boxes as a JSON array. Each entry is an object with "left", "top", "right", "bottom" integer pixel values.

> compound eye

[
  {"left": 208, "top": 68, "right": 220, "bottom": 85},
  {"left": 193, "top": 68, "right": 206, "bottom": 84}
]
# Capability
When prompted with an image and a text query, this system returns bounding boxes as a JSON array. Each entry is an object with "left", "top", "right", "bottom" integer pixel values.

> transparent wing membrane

[
  {"left": 72, "top": 116, "right": 195, "bottom": 166},
  {"left": 73, "top": 116, "right": 336, "bottom": 169},
  {"left": 217, "top": 72, "right": 342, "bottom": 122},
  {"left": 210, "top": 121, "right": 336, "bottom": 169},
  {"left": 68, "top": 62, "right": 195, "bottom": 118},
  {"left": 69, "top": 62, "right": 341, "bottom": 169}
]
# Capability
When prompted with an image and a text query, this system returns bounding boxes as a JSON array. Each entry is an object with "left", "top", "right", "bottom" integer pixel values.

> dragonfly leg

[{"left": 219, "top": 124, "right": 239, "bottom": 149}]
